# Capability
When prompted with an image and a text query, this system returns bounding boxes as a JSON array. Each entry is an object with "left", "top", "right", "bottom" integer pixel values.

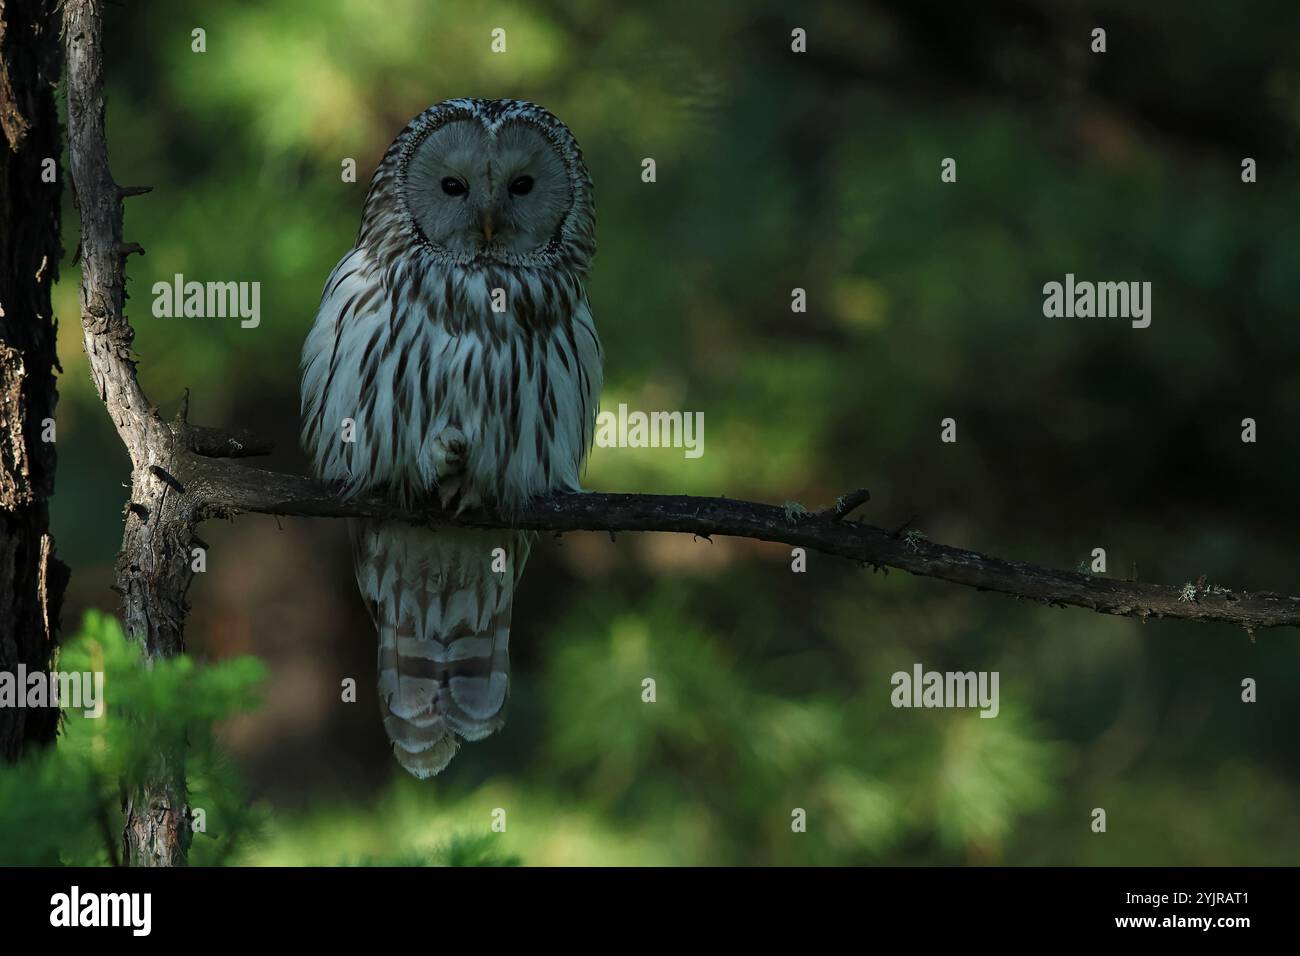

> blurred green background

[{"left": 39, "top": 0, "right": 1300, "bottom": 864}]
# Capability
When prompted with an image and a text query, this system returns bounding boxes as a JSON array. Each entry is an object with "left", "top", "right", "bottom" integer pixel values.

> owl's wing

[{"left": 300, "top": 246, "right": 373, "bottom": 485}]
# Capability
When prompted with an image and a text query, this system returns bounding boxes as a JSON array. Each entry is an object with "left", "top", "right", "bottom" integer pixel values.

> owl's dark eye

[
  {"left": 508, "top": 175, "right": 534, "bottom": 196},
  {"left": 440, "top": 177, "right": 468, "bottom": 197}
]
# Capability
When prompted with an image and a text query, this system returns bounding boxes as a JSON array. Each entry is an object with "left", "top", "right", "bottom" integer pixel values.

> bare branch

[
  {"left": 64, "top": 0, "right": 193, "bottom": 868},
  {"left": 176, "top": 453, "right": 1300, "bottom": 631},
  {"left": 817, "top": 488, "right": 871, "bottom": 521},
  {"left": 64, "top": 0, "right": 155, "bottom": 457}
]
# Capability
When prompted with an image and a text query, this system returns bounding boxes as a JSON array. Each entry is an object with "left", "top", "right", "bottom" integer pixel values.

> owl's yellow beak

[{"left": 480, "top": 213, "right": 495, "bottom": 243}]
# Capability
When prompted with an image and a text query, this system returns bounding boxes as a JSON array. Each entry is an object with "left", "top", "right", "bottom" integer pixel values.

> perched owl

[{"left": 300, "top": 99, "right": 602, "bottom": 777}]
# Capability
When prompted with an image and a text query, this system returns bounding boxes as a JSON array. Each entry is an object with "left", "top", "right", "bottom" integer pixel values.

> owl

[{"left": 300, "top": 99, "right": 602, "bottom": 777}]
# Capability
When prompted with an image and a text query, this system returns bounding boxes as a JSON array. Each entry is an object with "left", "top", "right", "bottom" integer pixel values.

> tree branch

[
  {"left": 64, "top": 0, "right": 193, "bottom": 867},
  {"left": 172, "top": 451, "right": 1299, "bottom": 631}
]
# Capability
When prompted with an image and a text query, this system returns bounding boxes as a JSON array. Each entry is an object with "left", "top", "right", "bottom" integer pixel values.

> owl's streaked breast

[{"left": 300, "top": 243, "right": 602, "bottom": 507}]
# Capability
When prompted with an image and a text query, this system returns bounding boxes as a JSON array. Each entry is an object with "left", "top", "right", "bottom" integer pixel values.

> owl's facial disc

[{"left": 404, "top": 118, "right": 574, "bottom": 260}]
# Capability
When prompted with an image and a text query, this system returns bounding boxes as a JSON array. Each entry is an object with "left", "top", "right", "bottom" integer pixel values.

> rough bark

[
  {"left": 0, "top": 0, "right": 68, "bottom": 761},
  {"left": 64, "top": 0, "right": 191, "bottom": 866}
]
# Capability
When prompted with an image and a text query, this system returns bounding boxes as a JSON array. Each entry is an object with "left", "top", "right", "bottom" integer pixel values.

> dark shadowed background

[{"left": 38, "top": 0, "right": 1300, "bottom": 863}]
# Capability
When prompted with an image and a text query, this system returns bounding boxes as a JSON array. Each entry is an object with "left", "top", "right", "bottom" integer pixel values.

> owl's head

[{"left": 363, "top": 99, "right": 595, "bottom": 270}]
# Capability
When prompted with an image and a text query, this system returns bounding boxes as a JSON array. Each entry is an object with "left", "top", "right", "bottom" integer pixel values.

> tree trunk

[
  {"left": 0, "top": 0, "right": 68, "bottom": 761},
  {"left": 62, "top": 0, "right": 196, "bottom": 865}
]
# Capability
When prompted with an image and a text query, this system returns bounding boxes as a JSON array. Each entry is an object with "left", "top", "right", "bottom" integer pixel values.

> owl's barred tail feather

[{"left": 350, "top": 519, "right": 531, "bottom": 778}]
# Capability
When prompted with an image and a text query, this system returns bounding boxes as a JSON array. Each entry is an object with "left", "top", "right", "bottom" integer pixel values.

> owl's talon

[
  {"left": 433, "top": 473, "right": 481, "bottom": 515},
  {"left": 453, "top": 488, "right": 482, "bottom": 516},
  {"left": 432, "top": 427, "right": 468, "bottom": 480},
  {"left": 437, "top": 473, "right": 463, "bottom": 511}
]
